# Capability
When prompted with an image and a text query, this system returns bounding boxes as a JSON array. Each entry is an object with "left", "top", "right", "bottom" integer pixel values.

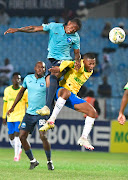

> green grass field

[{"left": 0, "top": 148, "right": 128, "bottom": 180}]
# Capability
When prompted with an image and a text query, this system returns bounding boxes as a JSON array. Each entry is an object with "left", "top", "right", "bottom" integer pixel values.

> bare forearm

[
  {"left": 75, "top": 53, "right": 81, "bottom": 61},
  {"left": 17, "top": 26, "right": 40, "bottom": 33},
  {"left": 12, "top": 92, "right": 24, "bottom": 109}
]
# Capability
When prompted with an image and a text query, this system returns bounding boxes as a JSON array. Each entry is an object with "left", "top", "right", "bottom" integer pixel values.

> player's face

[
  {"left": 12, "top": 75, "right": 21, "bottom": 85},
  {"left": 65, "top": 21, "right": 79, "bottom": 34},
  {"left": 83, "top": 58, "right": 96, "bottom": 72},
  {"left": 35, "top": 62, "right": 45, "bottom": 77}
]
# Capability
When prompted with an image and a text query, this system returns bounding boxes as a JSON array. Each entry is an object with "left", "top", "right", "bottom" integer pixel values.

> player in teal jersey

[
  {"left": 7, "top": 61, "right": 54, "bottom": 170},
  {"left": 4, "top": 18, "right": 82, "bottom": 117},
  {"left": 118, "top": 82, "right": 128, "bottom": 125}
]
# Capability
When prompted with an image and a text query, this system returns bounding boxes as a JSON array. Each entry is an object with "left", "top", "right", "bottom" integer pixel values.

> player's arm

[
  {"left": 2, "top": 101, "right": 7, "bottom": 125},
  {"left": 7, "top": 86, "right": 26, "bottom": 116},
  {"left": 118, "top": 89, "right": 128, "bottom": 125},
  {"left": 74, "top": 49, "right": 81, "bottom": 71},
  {"left": 4, "top": 25, "right": 43, "bottom": 35}
]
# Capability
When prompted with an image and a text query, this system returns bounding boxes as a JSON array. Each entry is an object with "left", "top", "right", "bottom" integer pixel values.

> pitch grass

[{"left": 0, "top": 149, "right": 128, "bottom": 180}]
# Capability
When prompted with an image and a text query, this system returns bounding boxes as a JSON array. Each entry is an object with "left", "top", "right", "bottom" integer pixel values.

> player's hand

[
  {"left": 2, "top": 118, "right": 7, "bottom": 125},
  {"left": 49, "top": 66, "right": 60, "bottom": 73},
  {"left": 7, "top": 108, "right": 14, "bottom": 116},
  {"left": 4, "top": 28, "right": 18, "bottom": 35},
  {"left": 74, "top": 60, "right": 81, "bottom": 71},
  {"left": 117, "top": 113, "right": 126, "bottom": 125}
]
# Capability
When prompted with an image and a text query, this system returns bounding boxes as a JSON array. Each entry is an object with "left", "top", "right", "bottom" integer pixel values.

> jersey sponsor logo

[
  {"left": 40, "top": 83, "right": 44, "bottom": 87},
  {"left": 21, "top": 122, "right": 26, "bottom": 128},
  {"left": 67, "top": 37, "right": 72, "bottom": 43},
  {"left": 39, "top": 119, "right": 46, "bottom": 126}
]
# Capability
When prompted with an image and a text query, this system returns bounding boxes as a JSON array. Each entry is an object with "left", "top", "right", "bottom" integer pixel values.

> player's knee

[
  {"left": 88, "top": 107, "right": 97, "bottom": 118},
  {"left": 40, "top": 132, "right": 47, "bottom": 141},
  {"left": 19, "top": 134, "right": 26, "bottom": 142},
  {"left": 60, "top": 89, "right": 71, "bottom": 100}
]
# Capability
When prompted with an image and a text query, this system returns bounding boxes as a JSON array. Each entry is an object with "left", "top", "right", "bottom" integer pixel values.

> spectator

[
  {"left": 61, "top": 8, "right": 76, "bottom": 23},
  {"left": 0, "top": 58, "right": 14, "bottom": 86},
  {"left": 97, "top": 76, "right": 112, "bottom": 97},
  {"left": 76, "top": 1, "right": 88, "bottom": 21},
  {"left": 84, "top": 90, "right": 101, "bottom": 118},
  {"left": 0, "top": 0, "right": 10, "bottom": 25},
  {"left": 118, "top": 22, "right": 128, "bottom": 48},
  {"left": 118, "top": 22, "right": 128, "bottom": 35},
  {"left": 101, "top": 22, "right": 111, "bottom": 38},
  {"left": 101, "top": 53, "right": 111, "bottom": 76}
]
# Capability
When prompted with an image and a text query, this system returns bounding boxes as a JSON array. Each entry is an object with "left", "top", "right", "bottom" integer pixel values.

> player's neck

[{"left": 12, "top": 85, "right": 20, "bottom": 90}]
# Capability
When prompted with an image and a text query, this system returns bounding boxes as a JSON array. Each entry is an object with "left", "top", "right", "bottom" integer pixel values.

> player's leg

[
  {"left": 14, "top": 121, "right": 22, "bottom": 161},
  {"left": 20, "top": 114, "right": 39, "bottom": 169},
  {"left": 39, "top": 87, "right": 70, "bottom": 131},
  {"left": 39, "top": 131, "right": 54, "bottom": 170},
  {"left": 7, "top": 122, "right": 16, "bottom": 161},
  {"left": 74, "top": 101, "right": 96, "bottom": 150},
  {"left": 36, "top": 59, "right": 62, "bottom": 116}
]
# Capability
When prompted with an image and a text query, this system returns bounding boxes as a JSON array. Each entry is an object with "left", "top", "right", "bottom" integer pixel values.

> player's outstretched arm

[
  {"left": 7, "top": 87, "right": 26, "bottom": 116},
  {"left": 118, "top": 89, "right": 128, "bottom": 125},
  {"left": 4, "top": 25, "right": 43, "bottom": 35}
]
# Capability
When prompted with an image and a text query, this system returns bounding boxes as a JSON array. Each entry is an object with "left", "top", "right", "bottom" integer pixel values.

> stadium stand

[{"left": 1, "top": 17, "right": 128, "bottom": 119}]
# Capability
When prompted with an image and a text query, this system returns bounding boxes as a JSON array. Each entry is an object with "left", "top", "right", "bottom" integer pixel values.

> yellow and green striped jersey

[
  {"left": 3, "top": 85, "right": 28, "bottom": 122},
  {"left": 59, "top": 60, "right": 93, "bottom": 94}
]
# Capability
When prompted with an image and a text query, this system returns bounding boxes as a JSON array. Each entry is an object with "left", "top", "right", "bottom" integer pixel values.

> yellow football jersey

[
  {"left": 59, "top": 60, "right": 93, "bottom": 94},
  {"left": 3, "top": 85, "right": 28, "bottom": 122}
]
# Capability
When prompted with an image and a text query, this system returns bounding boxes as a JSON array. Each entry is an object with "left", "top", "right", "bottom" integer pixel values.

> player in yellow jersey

[
  {"left": 2, "top": 72, "right": 28, "bottom": 161},
  {"left": 39, "top": 53, "right": 97, "bottom": 150}
]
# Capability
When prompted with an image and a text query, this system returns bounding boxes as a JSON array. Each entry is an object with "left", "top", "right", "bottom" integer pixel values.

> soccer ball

[{"left": 109, "top": 27, "right": 126, "bottom": 44}]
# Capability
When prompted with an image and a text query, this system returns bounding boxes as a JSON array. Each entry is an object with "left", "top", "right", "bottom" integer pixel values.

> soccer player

[
  {"left": 118, "top": 83, "right": 128, "bottom": 125},
  {"left": 2, "top": 72, "right": 28, "bottom": 161},
  {"left": 7, "top": 62, "right": 54, "bottom": 170},
  {"left": 4, "top": 18, "right": 81, "bottom": 116},
  {"left": 40, "top": 53, "right": 97, "bottom": 150}
]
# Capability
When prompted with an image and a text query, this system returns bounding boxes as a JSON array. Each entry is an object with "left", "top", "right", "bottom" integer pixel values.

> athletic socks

[
  {"left": 82, "top": 116, "right": 95, "bottom": 139},
  {"left": 45, "top": 150, "right": 51, "bottom": 161},
  {"left": 50, "top": 97, "right": 66, "bottom": 121},
  {"left": 46, "top": 75, "right": 58, "bottom": 109},
  {"left": 9, "top": 138, "right": 15, "bottom": 149},
  {"left": 25, "top": 149, "right": 34, "bottom": 161},
  {"left": 14, "top": 137, "right": 21, "bottom": 158}
]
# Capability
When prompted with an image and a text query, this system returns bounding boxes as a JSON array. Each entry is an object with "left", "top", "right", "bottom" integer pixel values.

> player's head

[
  {"left": 12, "top": 72, "right": 21, "bottom": 86},
  {"left": 83, "top": 53, "right": 96, "bottom": 72},
  {"left": 65, "top": 18, "right": 82, "bottom": 34},
  {"left": 34, "top": 61, "right": 45, "bottom": 78}
]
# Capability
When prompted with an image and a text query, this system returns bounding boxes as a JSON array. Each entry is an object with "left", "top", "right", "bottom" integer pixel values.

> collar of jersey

[{"left": 12, "top": 85, "right": 20, "bottom": 90}]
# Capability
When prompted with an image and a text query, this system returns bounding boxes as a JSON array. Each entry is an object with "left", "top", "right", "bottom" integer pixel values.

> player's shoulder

[
  {"left": 25, "top": 74, "right": 34, "bottom": 80},
  {"left": 50, "top": 22, "right": 63, "bottom": 29},
  {"left": 4, "top": 85, "right": 12, "bottom": 91}
]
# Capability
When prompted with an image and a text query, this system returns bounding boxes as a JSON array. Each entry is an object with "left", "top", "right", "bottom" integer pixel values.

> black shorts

[
  {"left": 20, "top": 113, "right": 46, "bottom": 134},
  {"left": 45, "top": 58, "right": 63, "bottom": 77}
]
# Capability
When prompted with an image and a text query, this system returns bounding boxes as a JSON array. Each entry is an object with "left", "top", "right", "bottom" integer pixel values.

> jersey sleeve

[
  {"left": 22, "top": 76, "right": 27, "bottom": 88},
  {"left": 42, "top": 22, "right": 56, "bottom": 32},
  {"left": 3, "top": 88, "right": 8, "bottom": 102},
  {"left": 59, "top": 61, "right": 74, "bottom": 72},
  {"left": 2, "top": 101, "right": 7, "bottom": 119},
  {"left": 72, "top": 33, "right": 80, "bottom": 49},
  {"left": 124, "top": 83, "right": 128, "bottom": 90}
]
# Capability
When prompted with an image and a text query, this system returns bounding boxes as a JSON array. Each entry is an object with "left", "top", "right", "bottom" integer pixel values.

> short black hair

[
  {"left": 83, "top": 53, "right": 96, "bottom": 60},
  {"left": 70, "top": 18, "right": 82, "bottom": 30},
  {"left": 12, "top": 72, "right": 21, "bottom": 77}
]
